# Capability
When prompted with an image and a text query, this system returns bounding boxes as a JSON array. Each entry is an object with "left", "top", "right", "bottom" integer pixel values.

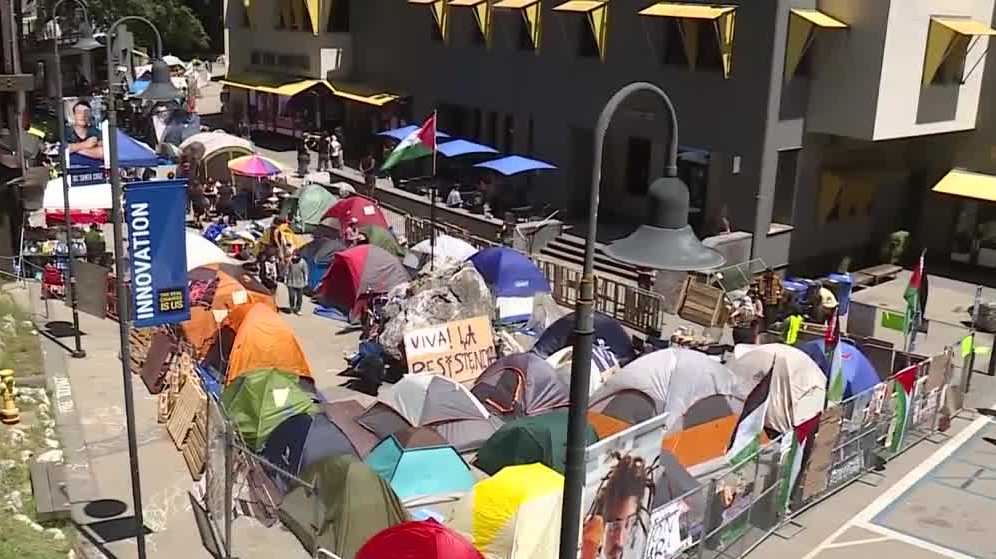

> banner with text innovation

[{"left": 124, "top": 179, "right": 190, "bottom": 328}]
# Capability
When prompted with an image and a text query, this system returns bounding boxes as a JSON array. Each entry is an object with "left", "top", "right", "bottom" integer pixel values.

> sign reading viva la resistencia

[{"left": 124, "top": 180, "right": 191, "bottom": 328}]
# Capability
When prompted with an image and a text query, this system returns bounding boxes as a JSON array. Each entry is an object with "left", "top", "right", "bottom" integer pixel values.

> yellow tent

[{"left": 451, "top": 463, "right": 563, "bottom": 559}]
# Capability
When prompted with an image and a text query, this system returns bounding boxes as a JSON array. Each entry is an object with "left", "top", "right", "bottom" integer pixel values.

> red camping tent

[
  {"left": 357, "top": 519, "right": 483, "bottom": 559},
  {"left": 325, "top": 196, "right": 389, "bottom": 230},
  {"left": 317, "top": 245, "right": 409, "bottom": 317}
]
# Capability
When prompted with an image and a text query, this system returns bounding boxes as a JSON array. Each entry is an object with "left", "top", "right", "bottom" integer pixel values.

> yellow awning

[
  {"left": 785, "top": 9, "right": 848, "bottom": 81},
  {"left": 221, "top": 74, "right": 401, "bottom": 106},
  {"left": 933, "top": 17, "right": 996, "bottom": 36},
  {"left": 553, "top": 0, "right": 604, "bottom": 13},
  {"left": 494, "top": 0, "right": 541, "bottom": 50},
  {"left": 220, "top": 75, "right": 326, "bottom": 97},
  {"left": 554, "top": 0, "right": 608, "bottom": 60},
  {"left": 933, "top": 169, "right": 996, "bottom": 202},
  {"left": 791, "top": 8, "right": 847, "bottom": 29},
  {"left": 450, "top": 0, "right": 483, "bottom": 5},
  {"left": 638, "top": 2, "right": 734, "bottom": 20}
]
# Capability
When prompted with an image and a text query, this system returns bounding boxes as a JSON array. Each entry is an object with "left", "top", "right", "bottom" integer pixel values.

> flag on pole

[
  {"left": 825, "top": 313, "right": 845, "bottom": 403},
  {"left": 888, "top": 365, "right": 918, "bottom": 452},
  {"left": 380, "top": 114, "right": 437, "bottom": 171},
  {"left": 726, "top": 367, "right": 773, "bottom": 466},
  {"left": 778, "top": 414, "right": 820, "bottom": 512},
  {"left": 904, "top": 251, "right": 925, "bottom": 341}
]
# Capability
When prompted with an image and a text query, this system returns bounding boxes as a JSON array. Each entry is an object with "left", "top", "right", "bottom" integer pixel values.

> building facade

[{"left": 224, "top": 0, "right": 996, "bottom": 274}]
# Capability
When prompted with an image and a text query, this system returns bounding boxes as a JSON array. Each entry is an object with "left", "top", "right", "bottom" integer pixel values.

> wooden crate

[{"left": 676, "top": 278, "right": 729, "bottom": 327}]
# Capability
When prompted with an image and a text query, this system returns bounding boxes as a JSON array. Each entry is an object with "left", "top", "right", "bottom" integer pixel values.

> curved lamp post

[
  {"left": 104, "top": 17, "right": 179, "bottom": 559},
  {"left": 52, "top": 0, "right": 102, "bottom": 359},
  {"left": 558, "top": 82, "right": 725, "bottom": 559}
]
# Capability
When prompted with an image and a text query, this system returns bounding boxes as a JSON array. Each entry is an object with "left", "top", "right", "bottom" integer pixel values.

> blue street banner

[{"left": 124, "top": 179, "right": 190, "bottom": 327}]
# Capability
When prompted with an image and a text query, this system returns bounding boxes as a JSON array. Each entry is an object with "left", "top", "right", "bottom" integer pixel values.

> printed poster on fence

[
  {"left": 580, "top": 415, "right": 702, "bottom": 559},
  {"left": 403, "top": 316, "right": 496, "bottom": 383},
  {"left": 124, "top": 179, "right": 190, "bottom": 328}
]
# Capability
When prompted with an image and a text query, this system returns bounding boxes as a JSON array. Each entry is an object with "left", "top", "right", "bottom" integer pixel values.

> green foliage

[{"left": 87, "top": 0, "right": 210, "bottom": 55}]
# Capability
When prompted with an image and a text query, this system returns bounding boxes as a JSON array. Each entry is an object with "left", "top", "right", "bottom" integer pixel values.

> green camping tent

[
  {"left": 279, "top": 455, "right": 409, "bottom": 559},
  {"left": 358, "top": 225, "right": 405, "bottom": 258},
  {"left": 291, "top": 183, "right": 337, "bottom": 233},
  {"left": 475, "top": 409, "right": 598, "bottom": 475},
  {"left": 221, "top": 368, "right": 319, "bottom": 452}
]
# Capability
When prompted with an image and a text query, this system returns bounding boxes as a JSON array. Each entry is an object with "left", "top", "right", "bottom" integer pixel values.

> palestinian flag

[
  {"left": 825, "top": 313, "right": 846, "bottom": 403},
  {"left": 888, "top": 365, "right": 918, "bottom": 452},
  {"left": 778, "top": 414, "right": 820, "bottom": 512},
  {"left": 904, "top": 251, "right": 925, "bottom": 340},
  {"left": 727, "top": 368, "right": 773, "bottom": 466},
  {"left": 381, "top": 114, "right": 437, "bottom": 171}
]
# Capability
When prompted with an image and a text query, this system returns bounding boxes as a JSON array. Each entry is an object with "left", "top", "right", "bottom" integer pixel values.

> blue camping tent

[
  {"left": 531, "top": 312, "right": 636, "bottom": 364},
  {"left": 260, "top": 413, "right": 357, "bottom": 493},
  {"left": 365, "top": 428, "right": 475, "bottom": 503},
  {"left": 69, "top": 126, "right": 165, "bottom": 168},
  {"left": 469, "top": 246, "right": 550, "bottom": 298},
  {"left": 798, "top": 339, "right": 880, "bottom": 399}
]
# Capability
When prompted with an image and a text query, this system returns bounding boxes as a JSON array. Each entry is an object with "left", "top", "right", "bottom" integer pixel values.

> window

[
  {"left": 430, "top": 15, "right": 443, "bottom": 41},
  {"left": 625, "top": 137, "right": 652, "bottom": 195},
  {"left": 472, "top": 108, "right": 482, "bottom": 141},
  {"left": 934, "top": 42, "right": 968, "bottom": 85},
  {"left": 262, "top": 52, "right": 276, "bottom": 66},
  {"left": 577, "top": 17, "right": 599, "bottom": 58},
  {"left": 517, "top": 16, "right": 534, "bottom": 50},
  {"left": 242, "top": 2, "right": 250, "bottom": 27},
  {"left": 660, "top": 20, "right": 723, "bottom": 71},
  {"left": 661, "top": 21, "right": 686, "bottom": 65},
  {"left": 503, "top": 114, "right": 514, "bottom": 152},
  {"left": 327, "top": 0, "right": 350, "bottom": 32},
  {"left": 772, "top": 149, "right": 799, "bottom": 225},
  {"left": 250, "top": 51, "right": 261, "bottom": 65},
  {"left": 275, "top": 0, "right": 287, "bottom": 29},
  {"left": 487, "top": 111, "right": 498, "bottom": 147}
]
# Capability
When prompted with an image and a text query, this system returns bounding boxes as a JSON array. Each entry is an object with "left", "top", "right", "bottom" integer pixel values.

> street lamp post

[
  {"left": 558, "top": 82, "right": 725, "bottom": 559},
  {"left": 103, "top": 17, "right": 178, "bottom": 559},
  {"left": 51, "top": 0, "right": 101, "bottom": 359}
]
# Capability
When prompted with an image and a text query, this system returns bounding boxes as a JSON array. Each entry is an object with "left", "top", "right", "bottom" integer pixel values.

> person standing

[
  {"left": 360, "top": 152, "right": 376, "bottom": 196},
  {"left": 285, "top": 251, "right": 309, "bottom": 315},
  {"left": 296, "top": 140, "right": 310, "bottom": 177},
  {"left": 331, "top": 134, "right": 343, "bottom": 169},
  {"left": 316, "top": 134, "right": 331, "bottom": 172}
]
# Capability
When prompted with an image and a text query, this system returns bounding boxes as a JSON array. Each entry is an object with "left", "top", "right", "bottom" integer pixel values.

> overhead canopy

[
  {"left": 378, "top": 125, "right": 451, "bottom": 142},
  {"left": 438, "top": 139, "right": 499, "bottom": 157},
  {"left": 932, "top": 168, "right": 996, "bottom": 202},
  {"left": 638, "top": 2, "right": 737, "bottom": 77},
  {"left": 473, "top": 155, "right": 556, "bottom": 176},
  {"left": 279, "top": 456, "right": 409, "bottom": 558},
  {"left": 43, "top": 179, "right": 111, "bottom": 210},
  {"left": 222, "top": 72, "right": 400, "bottom": 106},
  {"left": 923, "top": 17, "right": 996, "bottom": 86},
  {"left": 785, "top": 8, "right": 848, "bottom": 81},
  {"left": 554, "top": 0, "right": 608, "bottom": 59},
  {"left": 494, "top": 0, "right": 542, "bottom": 50},
  {"left": 227, "top": 154, "right": 284, "bottom": 177}
]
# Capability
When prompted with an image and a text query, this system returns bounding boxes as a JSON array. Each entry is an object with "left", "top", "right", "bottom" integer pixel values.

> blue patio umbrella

[
  {"left": 473, "top": 155, "right": 556, "bottom": 176},
  {"left": 377, "top": 124, "right": 451, "bottom": 142},
  {"left": 798, "top": 339, "right": 880, "bottom": 399},
  {"left": 437, "top": 139, "right": 499, "bottom": 158},
  {"left": 469, "top": 246, "right": 550, "bottom": 297}
]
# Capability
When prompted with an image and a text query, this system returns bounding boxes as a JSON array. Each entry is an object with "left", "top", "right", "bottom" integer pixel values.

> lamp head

[
  {"left": 603, "top": 176, "right": 726, "bottom": 271},
  {"left": 136, "top": 59, "right": 181, "bottom": 101},
  {"left": 71, "top": 20, "right": 102, "bottom": 51}
]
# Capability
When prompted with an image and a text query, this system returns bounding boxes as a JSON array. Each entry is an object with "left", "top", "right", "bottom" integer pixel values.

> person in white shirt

[
  {"left": 331, "top": 134, "right": 343, "bottom": 169},
  {"left": 446, "top": 187, "right": 463, "bottom": 207}
]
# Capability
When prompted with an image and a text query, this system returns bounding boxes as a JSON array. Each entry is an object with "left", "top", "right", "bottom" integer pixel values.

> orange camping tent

[
  {"left": 225, "top": 303, "right": 312, "bottom": 384},
  {"left": 182, "top": 267, "right": 276, "bottom": 358}
]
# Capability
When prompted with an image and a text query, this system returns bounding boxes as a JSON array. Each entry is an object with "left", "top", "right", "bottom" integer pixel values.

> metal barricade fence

[{"left": 204, "top": 396, "right": 229, "bottom": 556}]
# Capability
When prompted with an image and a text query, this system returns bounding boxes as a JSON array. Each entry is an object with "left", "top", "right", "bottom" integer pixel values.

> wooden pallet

[
  {"left": 676, "top": 278, "right": 729, "bottom": 327},
  {"left": 167, "top": 379, "right": 204, "bottom": 450}
]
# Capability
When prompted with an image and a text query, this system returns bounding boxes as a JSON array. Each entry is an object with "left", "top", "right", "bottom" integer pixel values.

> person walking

[
  {"left": 285, "top": 251, "right": 309, "bottom": 315},
  {"left": 317, "top": 134, "right": 331, "bottom": 172}
]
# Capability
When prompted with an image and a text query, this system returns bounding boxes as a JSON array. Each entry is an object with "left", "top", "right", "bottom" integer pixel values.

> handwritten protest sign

[{"left": 403, "top": 316, "right": 497, "bottom": 383}]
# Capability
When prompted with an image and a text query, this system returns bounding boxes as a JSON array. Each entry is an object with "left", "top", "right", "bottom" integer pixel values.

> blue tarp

[
  {"left": 473, "top": 155, "right": 556, "bottom": 176},
  {"left": 365, "top": 436, "right": 475, "bottom": 502},
  {"left": 437, "top": 139, "right": 499, "bottom": 158},
  {"left": 377, "top": 125, "right": 451, "bottom": 142},
  {"left": 470, "top": 246, "right": 551, "bottom": 297},
  {"left": 69, "top": 127, "right": 165, "bottom": 168},
  {"left": 798, "top": 339, "right": 880, "bottom": 399},
  {"left": 313, "top": 304, "right": 349, "bottom": 322}
]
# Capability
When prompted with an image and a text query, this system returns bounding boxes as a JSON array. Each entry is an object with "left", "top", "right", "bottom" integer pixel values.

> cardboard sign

[{"left": 403, "top": 316, "right": 496, "bottom": 383}]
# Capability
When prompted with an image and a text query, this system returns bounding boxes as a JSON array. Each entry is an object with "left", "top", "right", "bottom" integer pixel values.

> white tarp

[
  {"left": 43, "top": 178, "right": 112, "bottom": 210},
  {"left": 185, "top": 229, "right": 238, "bottom": 270}
]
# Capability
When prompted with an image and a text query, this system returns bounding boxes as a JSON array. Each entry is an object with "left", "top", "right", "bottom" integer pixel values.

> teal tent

[
  {"left": 221, "top": 368, "right": 319, "bottom": 452},
  {"left": 365, "top": 427, "right": 475, "bottom": 503},
  {"left": 289, "top": 183, "right": 337, "bottom": 233}
]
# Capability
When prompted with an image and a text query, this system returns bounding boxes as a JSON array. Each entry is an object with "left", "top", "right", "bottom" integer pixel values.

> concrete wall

[{"left": 807, "top": 0, "right": 995, "bottom": 141}]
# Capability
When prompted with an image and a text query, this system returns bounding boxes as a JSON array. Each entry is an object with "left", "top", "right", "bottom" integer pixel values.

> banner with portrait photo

[{"left": 580, "top": 414, "right": 703, "bottom": 559}]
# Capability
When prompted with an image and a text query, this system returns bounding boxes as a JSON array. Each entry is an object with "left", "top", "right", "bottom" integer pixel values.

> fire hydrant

[{"left": 0, "top": 369, "right": 20, "bottom": 425}]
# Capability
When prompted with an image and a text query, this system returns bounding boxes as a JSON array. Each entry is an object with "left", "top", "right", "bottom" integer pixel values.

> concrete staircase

[{"left": 538, "top": 232, "right": 640, "bottom": 285}]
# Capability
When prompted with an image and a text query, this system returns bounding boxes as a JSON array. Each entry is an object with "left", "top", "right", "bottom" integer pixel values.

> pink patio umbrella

[{"left": 227, "top": 154, "right": 285, "bottom": 177}]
